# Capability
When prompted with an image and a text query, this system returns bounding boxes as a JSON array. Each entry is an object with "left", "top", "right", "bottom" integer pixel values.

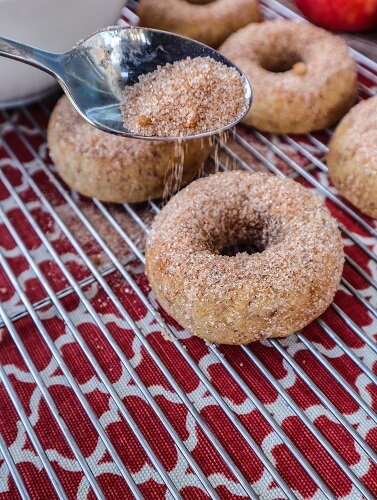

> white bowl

[{"left": 0, "top": 0, "right": 126, "bottom": 108}]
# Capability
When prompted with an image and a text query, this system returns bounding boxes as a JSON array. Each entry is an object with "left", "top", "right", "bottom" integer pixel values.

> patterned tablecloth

[{"left": 0, "top": 1, "right": 377, "bottom": 499}]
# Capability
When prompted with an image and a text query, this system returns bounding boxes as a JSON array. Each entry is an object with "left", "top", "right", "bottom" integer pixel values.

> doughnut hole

[
  {"left": 185, "top": 0, "right": 215, "bottom": 3},
  {"left": 259, "top": 51, "right": 303, "bottom": 74},
  {"left": 218, "top": 220, "right": 269, "bottom": 256},
  {"left": 221, "top": 242, "right": 261, "bottom": 256},
  {"left": 202, "top": 201, "right": 280, "bottom": 258}
]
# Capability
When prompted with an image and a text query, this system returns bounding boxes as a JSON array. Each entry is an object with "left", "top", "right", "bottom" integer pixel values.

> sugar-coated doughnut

[
  {"left": 145, "top": 171, "right": 344, "bottom": 344},
  {"left": 327, "top": 96, "right": 377, "bottom": 218},
  {"left": 138, "top": 0, "right": 261, "bottom": 49},
  {"left": 219, "top": 20, "right": 357, "bottom": 134},
  {"left": 47, "top": 96, "right": 214, "bottom": 204}
]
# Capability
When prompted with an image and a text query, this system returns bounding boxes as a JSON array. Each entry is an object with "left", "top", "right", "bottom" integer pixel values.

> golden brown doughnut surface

[
  {"left": 219, "top": 20, "right": 357, "bottom": 134},
  {"left": 145, "top": 171, "right": 344, "bottom": 344},
  {"left": 138, "top": 0, "right": 261, "bottom": 48},
  {"left": 47, "top": 96, "right": 214, "bottom": 204},
  {"left": 327, "top": 96, "right": 377, "bottom": 218}
]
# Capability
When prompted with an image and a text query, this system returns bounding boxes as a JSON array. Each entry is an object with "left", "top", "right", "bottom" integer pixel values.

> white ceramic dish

[{"left": 0, "top": 0, "right": 126, "bottom": 108}]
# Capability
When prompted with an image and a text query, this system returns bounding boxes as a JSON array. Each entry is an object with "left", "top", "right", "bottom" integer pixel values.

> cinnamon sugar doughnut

[
  {"left": 145, "top": 171, "right": 344, "bottom": 344},
  {"left": 47, "top": 96, "right": 214, "bottom": 204},
  {"left": 327, "top": 96, "right": 377, "bottom": 218},
  {"left": 138, "top": 0, "right": 261, "bottom": 49},
  {"left": 219, "top": 20, "right": 357, "bottom": 134}
]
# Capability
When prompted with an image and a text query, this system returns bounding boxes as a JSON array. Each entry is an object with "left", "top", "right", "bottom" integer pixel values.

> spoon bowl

[{"left": 0, "top": 26, "right": 252, "bottom": 140}]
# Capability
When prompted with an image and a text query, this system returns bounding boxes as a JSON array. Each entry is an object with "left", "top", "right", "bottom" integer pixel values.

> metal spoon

[{"left": 0, "top": 26, "right": 252, "bottom": 140}]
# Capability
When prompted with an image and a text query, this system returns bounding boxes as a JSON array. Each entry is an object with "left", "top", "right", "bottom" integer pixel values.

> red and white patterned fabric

[{"left": 0, "top": 2, "right": 377, "bottom": 499}]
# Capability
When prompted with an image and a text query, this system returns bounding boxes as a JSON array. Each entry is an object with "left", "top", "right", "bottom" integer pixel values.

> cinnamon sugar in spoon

[{"left": 0, "top": 26, "right": 252, "bottom": 140}]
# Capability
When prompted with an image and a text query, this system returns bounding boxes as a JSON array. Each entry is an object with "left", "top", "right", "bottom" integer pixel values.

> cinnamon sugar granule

[
  {"left": 120, "top": 56, "right": 248, "bottom": 137},
  {"left": 292, "top": 62, "right": 307, "bottom": 76}
]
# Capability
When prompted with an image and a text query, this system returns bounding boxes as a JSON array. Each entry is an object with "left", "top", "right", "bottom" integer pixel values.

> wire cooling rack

[{"left": 0, "top": 1, "right": 376, "bottom": 499}]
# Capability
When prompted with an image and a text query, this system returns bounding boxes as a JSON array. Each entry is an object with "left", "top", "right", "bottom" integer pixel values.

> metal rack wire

[{"left": 0, "top": 1, "right": 376, "bottom": 498}]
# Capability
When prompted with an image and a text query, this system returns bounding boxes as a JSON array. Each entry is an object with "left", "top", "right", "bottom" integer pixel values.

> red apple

[{"left": 294, "top": 0, "right": 377, "bottom": 32}]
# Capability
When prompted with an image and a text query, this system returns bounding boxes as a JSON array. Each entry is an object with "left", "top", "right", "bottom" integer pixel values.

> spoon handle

[{"left": 0, "top": 36, "right": 61, "bottom": 77}]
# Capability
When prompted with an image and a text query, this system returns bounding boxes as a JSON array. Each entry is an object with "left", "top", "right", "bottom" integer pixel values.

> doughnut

[
  {"left": 47, "top": 96, "right": 214, "bottom": 204},
  {"left": 219, "top": 20, "right": 357, "bottom": 134},
  {"left": 327, "top": 96, "right": 377, "bottom": 218},
  {"left": 145, "top": 171, "right": 344, "bottom": 344},
  {"left": 138, "top": 0, "right": 261, "bottom": 49}
]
